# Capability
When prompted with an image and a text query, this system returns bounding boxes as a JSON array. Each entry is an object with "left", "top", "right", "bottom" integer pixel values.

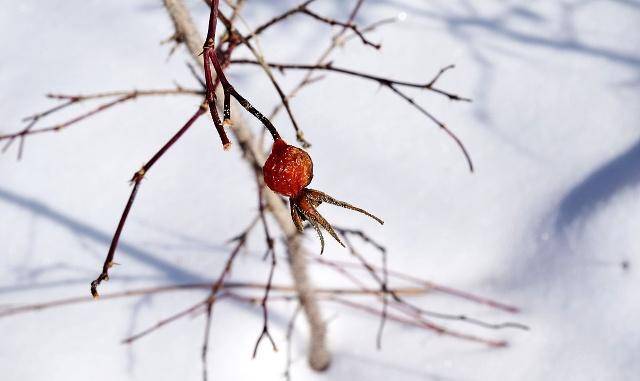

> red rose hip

[
  {"left": 262, "top": 138, "right": 383, "bottom": 254},
  {"left": 263, "top": 138, "right": 313, "bottom": 197}
]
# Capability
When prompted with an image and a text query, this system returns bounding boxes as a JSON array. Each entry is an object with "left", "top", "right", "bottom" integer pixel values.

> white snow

[{"left": 1, "top": 0, "right": 639, "bottom": 380}]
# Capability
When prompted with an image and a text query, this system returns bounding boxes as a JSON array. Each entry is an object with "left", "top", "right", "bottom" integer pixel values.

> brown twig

[
  {"left": 122, "top": 297, "right": 213, "bottom": 344},
  {"left": 243, "top": 0, "right": 317, "bottom": 41},
  {"left": 299, "top": 7, "right": 381, "bottom": 49},
  {"left": 327, "top": 296, "right": 508, "bottom": 347},
  {"left": 260, "top": 0, "right": 372, "bottom": 149},
  {"left": 314, "top": 256, "right": 520, "bottom": 313},
  {"left": 1, "top": 88, "right": 203, "bottom": 158},
  {"left": 376, "top": 240, "right": 389, "bottom": 349},
  {"left": 266, "top": 0, "right": 376, "bottom": 124},
  {"left": 0, "top": 282, "right": 432, "bottom": 319},
  {"left": 201, "top": 231, "right": 250, "bottom": 381},
  {"left": 266, "top": 15, "right": 397, "bottom": 124},
  {"left": 230, "top": 59, "right": 474, "bottom": 171},
  {"left": 2, "top": 95, "right": 134, "bottom": 157},
  {"left": 230, "top": 60, "right": 471, "bottom": 102},
  {"left": 328, "top": 229, "right": 527, "bottom": 334},
  {"left": 252, "top": 177, "right": 279, "bottom": 358}
]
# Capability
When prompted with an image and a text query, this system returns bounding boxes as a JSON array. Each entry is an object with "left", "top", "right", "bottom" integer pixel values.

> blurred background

[{"left": 1, "top": 0, "right": 639, "bottom": 380}]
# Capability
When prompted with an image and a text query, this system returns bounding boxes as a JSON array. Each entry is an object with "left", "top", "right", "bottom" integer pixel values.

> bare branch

[
  {"left": 91, "top": 103, "right": 208, "bottom": 298},
  {"left": 230, "top": 59, "right": 473, "bottom": 171},
  {"left": 1, "top": 88, "right": 203, "bottom": 158},
  {"left": 230, "top": 60, "right": 471, "bottom": 101},
  {"left": 252, "top": 179, "right": 279, "bottom": 358}
]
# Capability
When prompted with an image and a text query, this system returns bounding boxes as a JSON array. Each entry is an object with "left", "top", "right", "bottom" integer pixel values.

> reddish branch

[
  {"left": 202, "top": 0, "right": 281, "bottom": 149},
  {"left": 215, "top": 13, "right": 312, "bottom": 146},
  {"left": 90, "top": 103, "right": 208, "bottom": 298}
]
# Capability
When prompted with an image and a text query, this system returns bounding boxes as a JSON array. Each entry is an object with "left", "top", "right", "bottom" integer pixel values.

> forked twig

[
  {"left": 1, "top": 88, "right": 202, "bottom": 158},
  {"left": 252, "top": 177, "right": 279, "bottom": 357},
  {"left": 231, "top": 59, "right": 473, "bottom": 171}
]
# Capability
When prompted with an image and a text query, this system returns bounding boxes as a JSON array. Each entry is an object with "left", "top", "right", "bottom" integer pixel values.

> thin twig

[
  {"left": 231, "top": 59, "right": 473, "bottom": 171},
  {"left": 243, "top": 0, "right": 318, "bottom": 41},
  {"left": 299, "top": 8, "right": 380, "bottom": 49},
  {"left": 376, "top": 242, "right": 389, "bottom": 349},
  {"left": 327, "top": 296, "right": 508, "bottom": 347},
  {"left": 202, "top": 230, "right": 251, "bottom": 381},
  {"left": 334, "top": 229, "right": 526, "bottom": 332},
  {"left": 1, "top": 88, "right": 203, "bottom": 158},
  {"left": 266, "top": 0, "right": 372, "bottom": 123},
  {"left": 230, "top": 60, "right": 471, "bottom": 101},
  {"left": 252, "top": 177, "right": 279, "bottom": 357},
  {"left": 0, "top": 283, "right": 433, "bottom": 319},
  {"left": 90, "top": 103, "right": 208, "bottom": 298}
]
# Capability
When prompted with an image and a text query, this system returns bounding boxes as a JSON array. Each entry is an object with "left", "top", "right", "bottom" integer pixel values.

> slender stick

[
  {"left": 327, "top": 297, "right": 507, "bottom": 347},
  {"left": 252, "top": 180, "right": 278, "bottom": 357},
  {"left": 1, "top": 88, "right": 203, "bottom": 159},
  {"left": 0, "top": 283, "right": 433, "bottom": 319},
  {"left": 2, "top": 94, "right": 135, "bottom": 144},
  {"left": 299, "top": 8, "right": 380, "bottom": 49},
  {"left": 376, "top": 243, "right": 389, "bottom": 350},
  {"left": 244, "top": 0, "right": 317, "bottom": 40},
  {"left": 90, "top": 103, "right": 208, "bottom": 298},
  {"left": 201, "top": 232, "right": 250, "bottom": 381},
  {"left": 331, "top": 230, "right": 526, "bottom": 332},
  {"left": 230, "top": 60, "right": 471, "bottom": 101},
  {"left": 313, "top": 253, "right": 519, "bottom": 313},
  {"left": 263, "top": 0, "right": 371, "bottom": 145}
]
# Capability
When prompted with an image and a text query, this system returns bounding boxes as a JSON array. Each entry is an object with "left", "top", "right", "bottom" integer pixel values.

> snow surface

[{"left": 1, "top": 0, "right": 639, "bottom": 380}]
